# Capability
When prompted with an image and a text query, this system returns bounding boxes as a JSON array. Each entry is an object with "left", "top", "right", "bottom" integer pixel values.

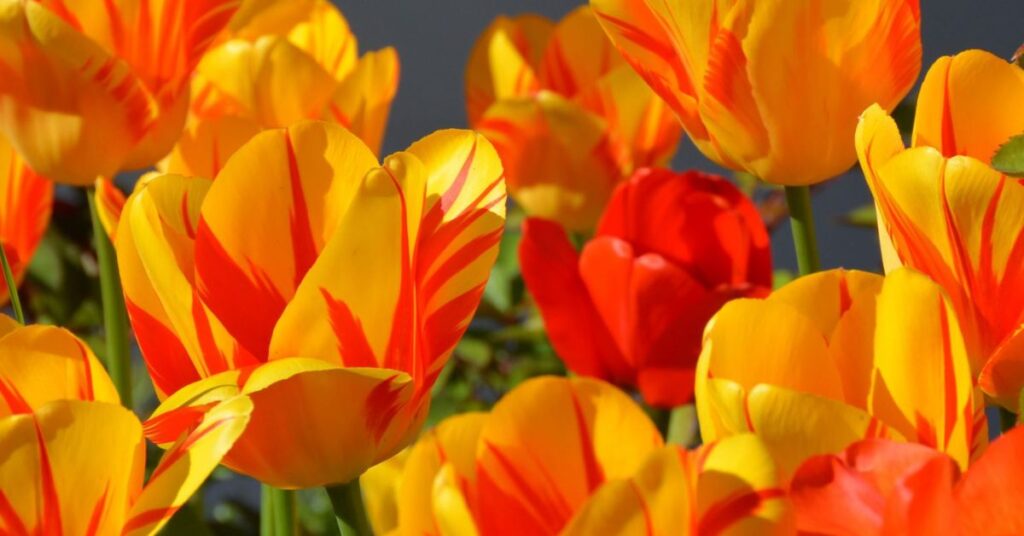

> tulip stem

[
  {"left": 260, "top": 486, "right": 296, "bottom": 536},
  {"left": 0, "top": 245, "right": 24, "bottom": 324},
  {"left": 88, "top": 189, "right": 132, "bottom": 408},
  {"left": 326, "top": 479, "right": 373, "bottom": 536},
  {"left": 784, "top": 185, "right": 822, "bottom": 275},
  {"left": 665, "top": 404, "right": 698, "bottom": 447}
]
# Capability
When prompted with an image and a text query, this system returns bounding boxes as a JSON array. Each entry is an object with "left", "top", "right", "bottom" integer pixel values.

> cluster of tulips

[{"left": 0, "top": 0, "right": 1023, "bottom": 534}]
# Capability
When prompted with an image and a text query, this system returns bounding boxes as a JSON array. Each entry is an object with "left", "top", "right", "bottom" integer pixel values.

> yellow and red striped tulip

[
  {"left": 790, "top": 427, "right": 1024, "bottom": 535},
  {"left": 696, "top": 268, "right": 986, "bottom": 479},
  {"left": 467, "top": 7, "right": 681, "bottom": 230},
  {"left": 363, "top": 376, "right": 792, "bottom": 535},
  {"left": 0, "top": 0, "right": 241, "bottom": 185},
  {"left": 0, "top": 316, "right": 252, "bottom": 535},
  {"left": 164, "top": 0, "right": 399, "bottom": 180},
  {"left": 119, "top": 120, "right": 506, "bottom": 489},
  {"left": 856, "top": 49, "right": 1024, "bottom": 408},
  {"left": 0, "top": 135, "right": 51, "bottom": 303},
  {"left": 590, "top": 0, "right": 921, "bottom": 186}
]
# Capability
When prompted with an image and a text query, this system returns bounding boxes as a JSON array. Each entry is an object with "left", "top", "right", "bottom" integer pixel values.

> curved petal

[
  {"left": 855, "top": 104, "right": 908, "bottom": 274},
  {"left": 464, "top": 14, "right": 551, "bottom": 125},
  {"left": 161, "top": 115, "right": 262, "bottom": 178},
  {"left": 0, "top": 136, "right": 52, "bottom": 301},
  {"left": 955, "top": 426, "right": 1024, "bottom": 535},
  {"left": 123, "top": 395, "right": 251, "bottom": 536},
  {"left": 360, "top": 448, "right": 409, "bottom": 536},
  {"left": 478, "top": 92, "right": 617, "bottom": 230},
  {"left": 537, "top": 6, "right": 622, "bottom": 97},
  {"left": 474, "top": 376, "right": 662, "bottom": 535},
  {"left": 0, "top": 324, "right": 119, "bottom": 416},
  {"left": 196, "top": 121, "right": 377, "bottom": 360},
  {"left": 228, "top": 0, "right": 316, "bottom": 39},
  {"left": 93, "top": 178, "right": 126, "bottom": 243},
  {"left": 326, "top": 47, "right": 400, "bottom": 156},
  {"left": 0, "top": 400, "right": 144, "bottom": 535},
  {"left": 285, "top": 0, "right": 357, "bottom": 82},
  {"left": 912, "top": 49, "right": 1024, "bottom": 161}
]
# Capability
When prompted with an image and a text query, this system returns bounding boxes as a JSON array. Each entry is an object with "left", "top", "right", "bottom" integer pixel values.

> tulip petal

[
  {"left": 285, "top": 0, "right": 357, "bottom": 82},
  {"left": 955, "top": 426, "right": 1024, "bottom": 535},
  {"left": 0, "top": 400, "right": 144, "bottom": 535},
  {"left": 912, "top": 49, "right": 1024, "bottom": 161},
  {"left": 869, "top": 268, "right": 983, "bottom": 469},
  {"left": 196, "top": 121, "right": 377, "bottom": 360},
  {"left": 161, "top": 115, "right": 262, "bottom": 178},
  {"left": 360, "top": 448, "right": 409, "bottom": 536},
  {"left": 228, "top": 0, "right": 315, "bottom": 39},
  {"left": 326, "top": 47, "right": 400, "bottom": 156},
  {"left": 465, "top": 14, "right": 551, "bottom": 125},
  {"left": 123, "top": 395, "right": 251, "bottom": 536},
  {"left": 537, "top": 6, "right": 622, "bottom": 97},
  {"left": 854, "top": 104, "right": 907, "bottom": 274},
  {"left": 0, "top": 324, "right": 119, "bottom": 416},
  {"left": 0, "top": 136, "right": 52, "bottom": 300},
  {"left": 93, "top": 178, "right": 126, "bottom": 243},
  {"left": 474, "top": 376, "right": 662, "bottom": 535},
  {"left": 519, "top": 218, "right": 628, "bottom": 382}
]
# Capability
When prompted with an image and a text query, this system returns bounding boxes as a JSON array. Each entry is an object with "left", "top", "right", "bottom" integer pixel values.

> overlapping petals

[
  {"left": 362, "top": 376, "right": 792, "bottom": 535},
  {"left": 856, "top": 49, "right": 1024, "bottom": 407},
  {"left": 790, "top": 427, "right": 1024, "bottom": 535},
  {"left": 0, "top": 136, "right": 51, "bottom": 303},
  {"left": 696, "top": 268, "right": 986, "bottom": 478},
  {"left": 591, "top": 0, "right": 921, "bottom": 185},
  {"left": 0, "top": 317, "right": 252, "bottom": 535},
  {"left": 468, "top": 7, "right": 681, "bottom": 230},
  {"left": 120, "top": 120, "right": 506, "bottom": 488},
  {"left": 521, "top": 168, "right": 771, "bottom": 407},
  {"left": 0, "top": 0, "right": 241, "bottom": 184}
]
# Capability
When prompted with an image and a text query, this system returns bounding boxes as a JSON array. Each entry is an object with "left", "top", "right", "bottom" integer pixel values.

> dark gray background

[{"left": 338, "top": 0, "right": 1024, "bottom": 272}]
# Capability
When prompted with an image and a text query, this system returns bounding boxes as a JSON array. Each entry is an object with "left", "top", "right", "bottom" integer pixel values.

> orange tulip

[
  {"left": 590, "top": 0, "right": 921, "bottom": 186},
  {"left": 361, "top": 376, "right": 792, "bottom": 535},
  {"left": 0, "top": 315, "right": 252, "bottom": 535},
  {"left": 856, "top": 49, "right": 1024, "bottom": 407},
  {"left": 520, "top": 168, "right": 771, "bottom": 407},
  {"left": 790, "top": 427, "right": 1024, "bottom": 535},
  {"left": 0, "top": 0, "right": 241, "bottom": 185},
  {"left": 467, "top": 7, "right": 682, "bottom": 230},
  {"left": 0, "top": 135, "right": 51, "bottom": 302},
  {"left": 696, "top": 268, "right": 987, "bottom": 479},
  {"left": 119, "top": 120, "right": 506, "bottom": 488}
]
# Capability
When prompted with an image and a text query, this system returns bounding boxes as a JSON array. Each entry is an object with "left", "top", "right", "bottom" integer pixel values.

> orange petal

[
  {"left": 474, "top": 376, "right": 662, "bottom": 535},
  {"left": 325, "top": 47, "right": 400, "bottom": 156},
  {"left": 955, "top": 426, "right": 1024, "bottom": 535},
  {"left": 0, "top": 136, "right": 52, "bottom": 302},
  {"left": 855, "top": 104, "right": 908, "bottom": 274},
  {"left": 161, "top": 115, "right": 262, "bottom": 178},
  {"left": 285, "top": 0, "right": 358, "bottom": 82},
  {"left": 228, "top": 0, "right": 317, "bottom": 39},
  {"left": 0, "top": 324, "right": 119, "bottom": 416},
  {"left": 465, "top": 14, "right": 551, "bottom": 125},
  {"left": 536, "top": 7, "right": 622, "bottom": 97}
]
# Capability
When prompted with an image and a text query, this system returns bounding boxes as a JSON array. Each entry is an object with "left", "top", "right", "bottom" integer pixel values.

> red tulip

[{"left": 520, "top": 168, "right": 771, "bottom": 407}]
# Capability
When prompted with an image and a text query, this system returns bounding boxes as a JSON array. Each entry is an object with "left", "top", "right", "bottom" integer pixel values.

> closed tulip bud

[
  {"left": 520, "top": 168, "right": 771, "bottom": 408},
  {"left": 591, "top": 0, "right": 922, "bottom": 186}
]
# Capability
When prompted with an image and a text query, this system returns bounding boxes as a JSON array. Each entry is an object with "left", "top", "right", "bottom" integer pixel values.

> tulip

[
  {"left": 0, "top": 135, "right": 51, "bottom": 304},
  {"left": 856, "top": 49, "right": 1024, "bottom": 408},
  {"left": 0, "top": 0, "right": 241, "bottom": 185},
  {"left": 361, "top": 376, "right": 792, "bottom": 535},
  {"left": 790, "top": 426, "right": 1024, "bottom": 535},
  {"left": 520, "top": 168, "right": 771, "bottom": 407},
  {"left": 164, "top": 0, "right": 399, "bottom": 180},
  {"left": 696, "top": 268, "right": 987, "bottom": 479},
  {"left": 119, "top": 120, "right": 506, "bottom": 489},
  {"left": 0, "top": 316, "right": 252, "bottom": 535},
  {"left": 589, "top": 0, "right": 921, "bottom": 187},
  {"left": 467, "top": 7, "right": 682, "bottom": 230}
]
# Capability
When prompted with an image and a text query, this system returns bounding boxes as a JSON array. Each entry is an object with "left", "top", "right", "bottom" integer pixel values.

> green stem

[
  {"left": 784, "top": 185, "right": 822, "bottom": 275},
  {"left": 0, "top": 245, "right": 24, "bottom": 324},
  {"left": 326, "top": 480, "right": 373, "bottom": 536},
  {"left": 88, "top": 189, "right": 132, "bottom": 408},
  {"left": 665, "top": 404, "right": 698, "bottom": 447},
  {"left": 260, "top": 486, "right": 296, "bottom": 536}
]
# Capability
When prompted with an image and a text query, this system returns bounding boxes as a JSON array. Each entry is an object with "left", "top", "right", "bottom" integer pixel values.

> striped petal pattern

[
  {"left": 591, "top": 0, "right": 921, "bottom": 186},
  {"left": 0, "top": 135, "right": 51, "bottom": 303}
]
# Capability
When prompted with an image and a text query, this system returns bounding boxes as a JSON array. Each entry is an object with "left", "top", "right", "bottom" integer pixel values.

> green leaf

[
  {"left": 841, "top": 204, "right": 877, "bottom": 228},
  {"left": 992, "top": 133, "right": 1024, "bottom": 178}
]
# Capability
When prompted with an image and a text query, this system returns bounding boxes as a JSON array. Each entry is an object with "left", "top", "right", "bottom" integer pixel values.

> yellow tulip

[
  {"left": 590, "top": 0, "right": 921, "bottom": 186},
  {"left": 0, "top": 315, "right": 251, "bottom": 535},
  {"left": 120, "top": 120, "right": 506, "bottom": 489},
  {"left": 696, "top": 268, "right": 986, "bottom": 479},
  {"left": 856, "top": 49, "right": 1024, "bottom": 408},
  {"left": 363, "top": 376, "right": 792, "bottom": 535},
  {"left": 0, "top": 0, "right": 241, "bottom": 185},
  {"left": 467, "top": 7, "right": 681, "bottom": 230}
]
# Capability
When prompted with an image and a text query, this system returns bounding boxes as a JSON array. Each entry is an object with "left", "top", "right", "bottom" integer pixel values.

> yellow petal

[
  {"left": 536, "top": 6, "right": 622, "bottom": 97},
  {"left": 161, "top": 115, "right": 262, "bottom": 178},
  {"left": 855, "top": 104, "right": 908, "bottom": 274},
  {"left": 0, "top": 400, "right": 144, "bottom": 535},
  {"left": 474, "top": 376, "right": 662, "bottom": 534},
  {"left": 361, "top": 448, "right": 411, "bottom": 536},
  {"left": 229, "top": 0, "right": 317, "bottom": 39},
  {"left": 93, "top": 178, "right": 126, "bottom": 243},
  {"left": 325, "top": 47, "right": 400, "bottom": 156},
  {"left": 432, "top": 463, "right": 480, "bottom": 536},
  {"left": 123, "top": 396, "right": 252, "bottom": 536},
  {"left": 912, "top": 49, "right": 1024, "bottom": 161},
  {"left": 0, "top": 324, "right": 119, "bottom": 416},
  {"left": 0, "top": 135, "right": 52, "bottom": 301},
  {"left": 465, "top": 14, "right": 551, "bottom": 125},
  {"left": 286, "top": 0, "right": 358, "bottom": 81}
]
